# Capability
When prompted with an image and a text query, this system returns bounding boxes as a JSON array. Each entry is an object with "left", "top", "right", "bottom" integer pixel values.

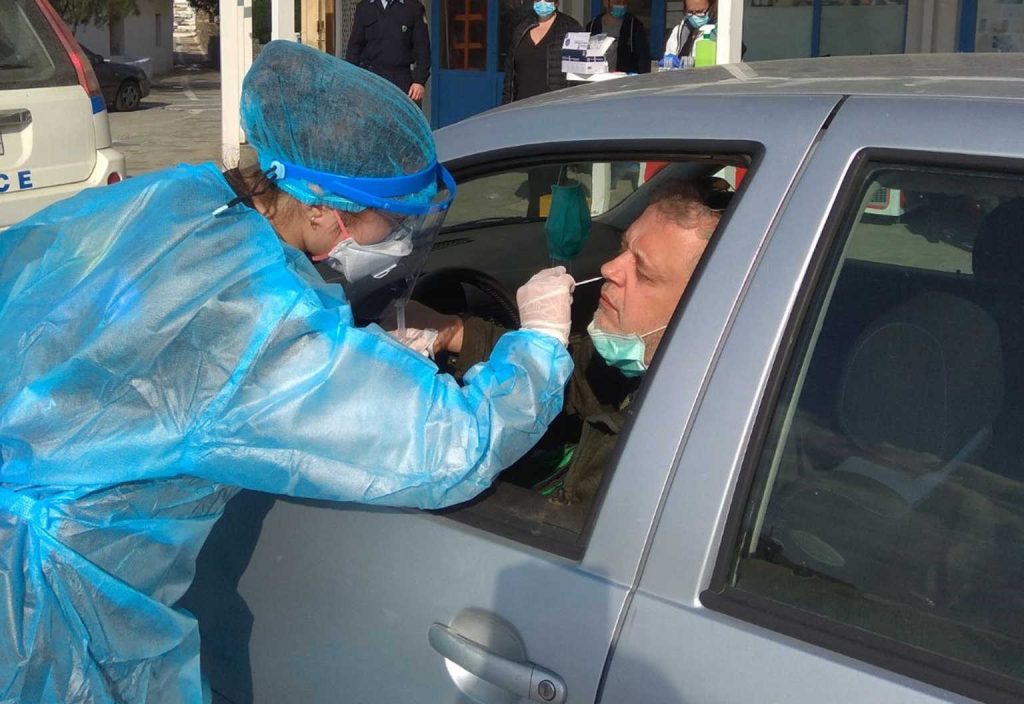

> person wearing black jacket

[
  {"left": 501, "top": 2, "right": 582, "bottom": 104},
  {"left": 346, "top": 0, "right": 431, "bottom": 103},
  {"left": 586, "top": 0, "right": 650, "bottom": 74}
]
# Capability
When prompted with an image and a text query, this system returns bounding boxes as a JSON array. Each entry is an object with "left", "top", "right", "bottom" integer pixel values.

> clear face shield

[{"left": 266, "top": 159, "right": 456, "bottom": 324}]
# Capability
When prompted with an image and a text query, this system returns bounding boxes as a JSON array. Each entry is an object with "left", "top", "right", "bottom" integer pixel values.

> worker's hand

[
  {"left": 388, "top": 326, "right": 440, "bottom": 358},
  {"left": 516, "top": 266, "right": 574, "bottom": 346},
  {"left": 381, "top": 300, "right": 464, "bottom": 354},
  {"left": 408, "top": 83, "right": 425, "bottom": 102}
]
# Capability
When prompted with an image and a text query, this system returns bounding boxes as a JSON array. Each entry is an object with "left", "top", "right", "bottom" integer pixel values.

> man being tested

[
  {"left": 0, "top": 41, "right": 574, "bottom": 703},
  {"left": 406, "top": 180, "right": 722, "bottom": 503}
]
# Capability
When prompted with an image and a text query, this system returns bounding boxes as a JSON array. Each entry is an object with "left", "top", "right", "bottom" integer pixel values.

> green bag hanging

[{"left": 545, "top": 181, "right": 592, "bottom": 261}]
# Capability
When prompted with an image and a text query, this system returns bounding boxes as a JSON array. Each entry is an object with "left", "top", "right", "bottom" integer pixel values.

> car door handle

[
  {"left": 428, "top": 622, "right": 567, "bottom": 703},
  {"left": 0, "top": 109, "right": 32, "bottom": 130}
]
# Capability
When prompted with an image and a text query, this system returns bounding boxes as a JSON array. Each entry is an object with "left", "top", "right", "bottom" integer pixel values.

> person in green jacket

[{"left": 400, "top": 179, "right": 722, "bottom": 515}]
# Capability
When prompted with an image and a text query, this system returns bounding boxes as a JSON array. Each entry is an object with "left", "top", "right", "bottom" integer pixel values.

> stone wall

[
  {"left": 173, "top": 0, "right": 198, "bottom": 36},
  {"left": 174, "top": 0, "right": 219, "bottom": 64}
]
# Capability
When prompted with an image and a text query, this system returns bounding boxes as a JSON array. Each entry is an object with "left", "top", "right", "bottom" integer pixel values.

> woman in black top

[
  {"left": 502, "top": 1, "right": 582, "bottom": 104},
  {"left": 502, "top": 1, "right": 582, "bottom": 217}
]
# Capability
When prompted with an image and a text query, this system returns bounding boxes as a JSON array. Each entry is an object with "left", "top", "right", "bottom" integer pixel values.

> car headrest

[
  {"left": 973, "top": 198, "right": 1024, "bottom": 288},
  {"left": 838, "top": 292, "right": 1003, "bottom": 461}
]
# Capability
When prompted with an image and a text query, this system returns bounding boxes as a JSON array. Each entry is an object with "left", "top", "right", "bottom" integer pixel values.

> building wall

[{"left": 73, "top": 0, "right": 174, "bottom": 75}]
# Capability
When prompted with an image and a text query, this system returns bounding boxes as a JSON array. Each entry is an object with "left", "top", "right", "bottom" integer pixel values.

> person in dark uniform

[{"left": 346, "top": 0, "right": 431, "bottom": 103}]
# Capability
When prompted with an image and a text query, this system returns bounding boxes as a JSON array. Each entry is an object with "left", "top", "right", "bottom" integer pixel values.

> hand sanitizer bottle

[{"left": 693, "top": 24, "right": 717, "bottom": 67}]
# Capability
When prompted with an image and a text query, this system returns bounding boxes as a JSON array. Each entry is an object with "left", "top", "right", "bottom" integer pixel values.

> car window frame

[
  {"left": 701, "top": 147, "right": 1024, "bottom": 704},
  {"left": 432, "top": 144, "right": 759, "bottom": 561}
]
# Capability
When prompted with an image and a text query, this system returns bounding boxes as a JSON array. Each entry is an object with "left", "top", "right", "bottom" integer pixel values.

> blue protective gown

[{"left": 0, "top": 163, "right": 572, "bottom": 703}]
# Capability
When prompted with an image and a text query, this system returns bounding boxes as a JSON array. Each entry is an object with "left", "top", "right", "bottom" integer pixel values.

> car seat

[{"left": 764, "top": 291, "right": 1003, "bottom": 609}]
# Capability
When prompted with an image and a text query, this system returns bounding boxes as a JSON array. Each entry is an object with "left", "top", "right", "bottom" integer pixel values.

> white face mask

[
  {"left": 325, "top": 236, "right": 413, "bottom": 283},
  {"left": 320, "top": 209, "right": 414, "bottom": 284}
]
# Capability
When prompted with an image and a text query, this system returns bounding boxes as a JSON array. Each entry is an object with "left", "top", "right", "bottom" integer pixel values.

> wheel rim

[{"left": 120, "top": 83, "right": 140, "bottom": 109}]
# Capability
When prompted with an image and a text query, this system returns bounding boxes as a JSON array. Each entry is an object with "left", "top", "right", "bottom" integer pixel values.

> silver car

[{"left": 187, "top": 53, "right": 1024, "bottom": 704}]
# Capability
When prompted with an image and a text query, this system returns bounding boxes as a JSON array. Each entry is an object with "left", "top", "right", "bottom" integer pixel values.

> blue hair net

[{"left": 241, "top": 40, "right": 436, "bottom": 213}]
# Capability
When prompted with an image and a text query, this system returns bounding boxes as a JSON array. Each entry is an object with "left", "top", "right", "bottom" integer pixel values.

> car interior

[
  {"left": 378, "top": 156, "right": 747, "bottom": 559},
  {"left": 733, "top": 166, "right": 1024, "bottom": 682}
]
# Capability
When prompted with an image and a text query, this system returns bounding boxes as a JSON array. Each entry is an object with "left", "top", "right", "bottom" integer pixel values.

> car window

[
  {"left": 847, "top": 175, "right": 1004, "bottom": 273},
  {"left": 724, "top": 163, "right": 1024, "bottom": 689},
  {"left": 0, "top": 0, "right": 76, "bottom": 89},
  {"left": 427, "top": 154, "right": 747, "bottom": 559},
  {"left": 443, "top": 161, "right": 645, "bottom": 230}
]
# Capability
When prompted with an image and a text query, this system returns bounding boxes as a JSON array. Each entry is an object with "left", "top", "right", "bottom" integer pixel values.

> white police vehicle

[{"left": 0, "top": 0, "right": 125, "bottom": 230}]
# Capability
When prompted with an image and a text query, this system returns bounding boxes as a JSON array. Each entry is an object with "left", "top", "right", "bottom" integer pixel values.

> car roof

[
  {"left": 436, "top": 53, "right": 1024, "bottom": 164},
  {"left": 519, "top": 52, "right": 1024, "bottom": 105}
]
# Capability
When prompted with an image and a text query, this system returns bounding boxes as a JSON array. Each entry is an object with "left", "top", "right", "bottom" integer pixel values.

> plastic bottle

[{"left": 693, "top": 24, "right": 717, "bottom": 67}]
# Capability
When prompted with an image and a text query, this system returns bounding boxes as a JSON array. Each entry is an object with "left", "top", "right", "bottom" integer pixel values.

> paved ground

[{"left": 108, "top": 66, "right": 223, "bottom": 176}]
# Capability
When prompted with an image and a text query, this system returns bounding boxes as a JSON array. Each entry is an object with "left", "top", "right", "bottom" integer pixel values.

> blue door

[{"left": 431, "top": 0, "right": 502, "bottom": 127}]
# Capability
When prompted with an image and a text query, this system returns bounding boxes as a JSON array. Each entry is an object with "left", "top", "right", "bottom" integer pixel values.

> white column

[
  {"left": 590, "top": 163, "right": 612, "bottom": 216},
  {"left": 717, "top": 0, "right": 745, "bottom": 64},
  {"left": 271, "top": 0, "right": 297, "bottom": 41},
  {"left": 219, "top": 0, "right": 254, "bottom": 168}
]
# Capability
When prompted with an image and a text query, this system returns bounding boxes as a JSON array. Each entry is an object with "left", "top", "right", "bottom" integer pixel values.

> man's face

[{"left": 594, "top": 203, "right": 710, "bottom": 359}]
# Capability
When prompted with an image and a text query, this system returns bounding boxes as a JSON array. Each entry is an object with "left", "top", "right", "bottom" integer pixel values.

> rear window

[{"left": 0, "top": 0, "right": 77, "bottom": 89}]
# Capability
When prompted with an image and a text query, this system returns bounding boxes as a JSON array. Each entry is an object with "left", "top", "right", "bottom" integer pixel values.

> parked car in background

[
  {"left": 80, "top": 44, "right": 151, "bottom": 112},
  {"left": 0, "top": 0, "right": 125, "bottom": 230},
  {"left": 188, "top": 52, "right": 1023, "bottom": 704}
]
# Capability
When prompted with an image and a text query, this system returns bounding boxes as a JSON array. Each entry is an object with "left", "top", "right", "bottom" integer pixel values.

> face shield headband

[
  {"left": 265, "top": 157, "right": 456, "bottom": 317},
  {"left": 266, "top": 159, "right": 457, "bottom": 215}
]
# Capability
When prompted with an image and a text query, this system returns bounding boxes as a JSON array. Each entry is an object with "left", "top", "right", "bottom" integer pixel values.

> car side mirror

[{"left": 89, "top": 54, "right": 104, "bottom": 66}]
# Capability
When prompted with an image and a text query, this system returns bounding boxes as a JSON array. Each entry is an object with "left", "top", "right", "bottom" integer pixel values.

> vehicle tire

[{"left": 114, "top": 79, "right": 142, "bottom": 111}]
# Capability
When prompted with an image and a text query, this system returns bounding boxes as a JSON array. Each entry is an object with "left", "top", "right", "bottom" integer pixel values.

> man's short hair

[{"left": 646, "top": 177, "right": 724, "bottom": 241}]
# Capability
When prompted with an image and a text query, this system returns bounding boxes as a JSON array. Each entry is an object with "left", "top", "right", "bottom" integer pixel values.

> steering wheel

[{"left": 412, "top": 267, "right": 520, "bottom": 329}]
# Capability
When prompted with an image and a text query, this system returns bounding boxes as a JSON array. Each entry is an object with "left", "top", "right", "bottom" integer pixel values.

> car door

[
  {"left": 187, "top": 90, "right": 841, "bottom": 704},
  {"left": 601, "top": 95, "right": 1024, "bottom": 703}
]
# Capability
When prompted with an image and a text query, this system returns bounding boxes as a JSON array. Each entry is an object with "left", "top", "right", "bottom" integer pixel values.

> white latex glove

[
  {"left": 388, "top": 327, "right": 440, "bottom": 358},
  {"left": 516, "top": 266, "right": 574, "bottom": 346}
]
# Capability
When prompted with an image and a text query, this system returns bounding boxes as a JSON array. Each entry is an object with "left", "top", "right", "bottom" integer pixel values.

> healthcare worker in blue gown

[{"left": 0, "top": 41, "right": 574, "bottom": 703}]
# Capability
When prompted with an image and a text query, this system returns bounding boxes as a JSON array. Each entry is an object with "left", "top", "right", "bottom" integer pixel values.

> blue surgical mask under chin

[
  {"left": 686, "top": 12, "right": 710, "bottom": 29},
  {"left": 587, "top": 320, "right": 666, "bottom": 378},
  {"left": 610, "top": 4, "right": 627, "bottom": 18},
  {"left": 534, "top": 1, "right": 556, "bottom": 18}
]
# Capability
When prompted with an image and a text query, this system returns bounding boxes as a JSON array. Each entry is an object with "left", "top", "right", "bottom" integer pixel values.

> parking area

[{"left": 108, "top": 67, "right": 222, "bottom": 176}]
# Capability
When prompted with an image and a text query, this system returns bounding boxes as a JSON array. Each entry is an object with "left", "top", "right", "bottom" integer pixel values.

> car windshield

[{"left": 0, "top": 1, "right": 76, "bottom": 89}]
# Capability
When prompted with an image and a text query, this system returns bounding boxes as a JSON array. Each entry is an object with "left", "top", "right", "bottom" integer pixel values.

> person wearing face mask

[
  {"left": 663, "top": 0, "right": 716, "bottom": 63},
  {"left": 585, "top": 0, "right": 651, "bottom": 74},
  {"left": 0, "top": 41, "right": 576, "bottom": 703},
  {"left": 502, "top": 0, "right": 583, "bottom": 104},
  {"left": 400, "top": 179, "right": 723, "bottom": 506}
]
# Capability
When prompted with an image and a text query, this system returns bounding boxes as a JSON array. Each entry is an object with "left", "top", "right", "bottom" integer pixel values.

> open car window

[
  {"left": 442, "top": 161, "right": 646, "bottom": 231},
  {"left": 421, "top": 154, "right": 750, "bottom": 559}
]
